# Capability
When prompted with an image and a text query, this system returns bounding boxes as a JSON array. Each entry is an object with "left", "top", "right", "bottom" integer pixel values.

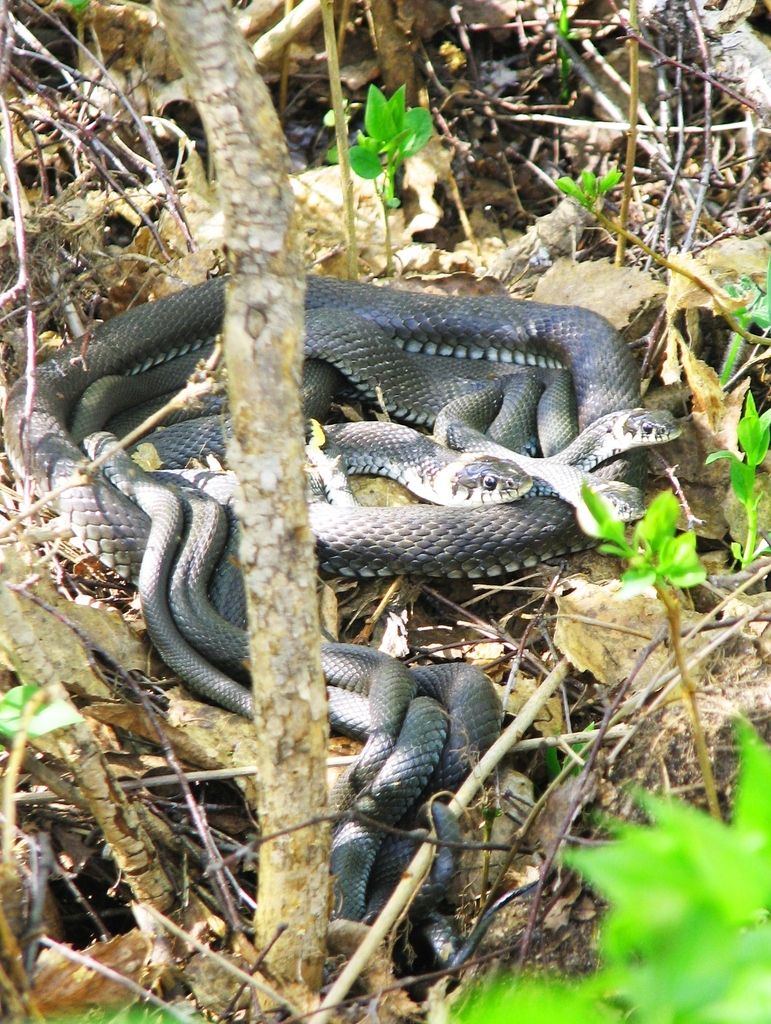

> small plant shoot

[
  {"left": 720, "top": 258, "right": 771, "bottom": 385},
  {"left": 578, "top": 486, "right": 705, "bottom": 598},
  {"left": 349, "top": 84, "right": 433, "bottom": 207},
  {"left": 556, "top": 0, "right": 579, "bottom": 102},
  {"left": 556, "top": 167, "right": 623, "bottom": 210},
  {"left": 706, "top": 390, "right": 771, "bottom": 567},
  {"left": 578, "top": 485, "right": 718, "bottom": 816},
  {"left": 348, "top": 84, "right": 433, "bottom": 273}
]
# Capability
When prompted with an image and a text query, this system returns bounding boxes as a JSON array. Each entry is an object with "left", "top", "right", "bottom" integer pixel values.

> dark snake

[
  {"left": 5, "top": 274, "right": 643, "bottom": 578},
  {"left": 5, "top": 275, "right": 650, "bottom": 930}
]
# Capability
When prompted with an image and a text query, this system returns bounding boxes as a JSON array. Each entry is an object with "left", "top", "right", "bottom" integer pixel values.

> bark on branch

[{"left": 154, "top": 0, "right": 329, "bottom": 993}]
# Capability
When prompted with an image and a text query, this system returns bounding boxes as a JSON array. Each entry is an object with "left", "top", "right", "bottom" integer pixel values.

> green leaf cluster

[
  {"left": 556, "top": 168, "right": 623, "bottom": 210},
  {"left": 0, "top": 685, "right": 81, "bottom": 740},
  {"left": 454, "top": 726, "right": 771, "bottom": 1024},
  {"left": 706, "top": 391, "right": 771, "bottom": 566},
  {"left": 348, "top": 84, "right": 433, "bottom": 207},
  {"left": 578, "top": 487, "right": 705, "bottom": 597}
]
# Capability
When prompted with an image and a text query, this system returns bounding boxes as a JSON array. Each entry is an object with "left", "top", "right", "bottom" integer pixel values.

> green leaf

[
  {"left": 658, "top": 532, "right": 706, "bottom": 590},
  {"left": 580, "top": 169, "right": 597, "bottom": 198},
  {"left": 349, "top": 146, "right": 384, "bottom": 180},
  {"left": 734, "top": 723, "right": 771, "bottom": 849},
  {"left": 738, "top": 414, "right": 769, "bottom": 467},
  {"left": 618, "top": 566, "right": 657, "bottom": 598},
  {"left": 386, "top": 84, "right": 406, "bottom": 134},
  {"left": 357, "top": 132, "right": 381, "bottom": 154},
  {"left": 401, "top": 107, "right": 433, "bottom": 159},
  {"left": 454, "top": 727, "right": 771, "bottom": 1024},
  {"left": 720, "top": 334, "right": 744, "bottom": 385},
  {"left": 758, "top": 408, "right": 771, "bottom": 432},
  {"left": 569, "top": 787, "right": 771, "bottom": 949},
  {"left": 364, "top": 84, "right": 396, "bottom": 142},
  {"left": 730, "top": 458, "right": 755, "bottom": 505},
  {"left": 661, "top": 561, "right": 707, "bottom": 590},
  {"left": 576, "top": 484, "right": 628, "bottom": 548},
  {"left": 597, "top": 540, "right": 633, "bottom": 559},
  {"left": 556, "top": 177, "right": 585, "bottom": 202},
  {"left": 385, "top": 128, "right": 413, "bottom": 160},
  {"left": 0, "top": 686, "right": 82, "bottom": 740},
  {"left": 635, "top": 489, "right": 680, "bottom": 548},
  {"left": 599, "top": 168, "right": 623, "bottom": 193},
  {"left": 705, "top": 450, "right": 734, "bottom": 465},
  {"left": 456, "top": 976, "right": 617, "bottom": 1024},
  {"left": 323, "top": 108, "right": 337, "bottom": 128},
  {"left": 64, "top": 0, "right": 91, "bottom": 10}
]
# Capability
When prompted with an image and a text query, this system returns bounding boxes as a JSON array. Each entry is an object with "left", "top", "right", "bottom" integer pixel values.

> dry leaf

[
  {"left": 533, "top": 257, "right": 666, "bottom": 331},
  {"left": 0, "top": 546, "right": 147, "bottom": 699},
  {"left": 529, "top": 773, "right": 597, "bottom": 853},
  {"left": 542, "top": 876, "right": 583, "bottom": 932},
  {"left": 32, "top": 931, "right": 158, "bottom": 1013},
  {"left": 165, "top": 691, "right": 262, "bottom": 805},
  {"left": 678, "top": 339, "right": 726, "bottom": 433},
  {"left": 702, "top": 235, "right": 771, "bottom": 283},
  {"left": 505, "top": 675, "right": 563, "bottom": 735},
  {"left": 555, "top": 580, "right": 669, "bottom": 690},
  {"left": 666, "top": 251, "right": 749, "bottom": 317}
]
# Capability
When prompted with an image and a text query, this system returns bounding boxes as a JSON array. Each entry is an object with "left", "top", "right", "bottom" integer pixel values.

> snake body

[
  {"left": 5, "top": 274, "right": 643, "bottom": 580},
  {"left": 5, "top": 274, "right": 653, "bottom": 929}
]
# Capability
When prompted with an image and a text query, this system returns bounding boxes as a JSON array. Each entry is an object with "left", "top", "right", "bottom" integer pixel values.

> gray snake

[
  {"left": 5, "top": 274, "right": 649, "bottom": 929},
  {"left": 4, "top": 274, "right": 647, "bottom": 718},
  {"left": 5, "top": 274, "right": 643, "bottom": 579}
]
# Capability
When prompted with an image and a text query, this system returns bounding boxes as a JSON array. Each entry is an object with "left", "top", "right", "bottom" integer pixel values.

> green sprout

[
  {"left": 578, "top": 486, "right": 717, "bottom": 817},
  {"left": 578, "top": 486, "right": 705, "bottom": 598},
  {"left": 556, "top": 167, "right": 623, "bottom": 210},
  {"left": 348, "top": 84, "right": 433, "bottom": 274},
  {"left": 706, "top": 391, "right": 771, "bottom": 568},
  {"left": 556, "top": 0, "right": 579, "bottom": 102},
  {"left": 720, "top": 261, "right": 771, "bottom": 385}
]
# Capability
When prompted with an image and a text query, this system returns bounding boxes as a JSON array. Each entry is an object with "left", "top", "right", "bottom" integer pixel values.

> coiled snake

[{"left": 6, "top": 275, "right": 666, "bottom": 929}]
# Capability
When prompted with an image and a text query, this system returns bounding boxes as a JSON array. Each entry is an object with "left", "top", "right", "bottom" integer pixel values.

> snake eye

[{"left": 482, "top": 474, "right": 498, "bottom": 491}]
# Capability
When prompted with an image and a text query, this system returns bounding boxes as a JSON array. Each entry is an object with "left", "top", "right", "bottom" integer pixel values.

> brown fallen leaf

[
  {"left": 32, "top": 931, "right": 158, "bottom": 1013},
  {"left": 554, "top": 579, "right": 703, "bottom": 692},
  {"left": 0, "top": 545, "right": 148, "bottom": 701},
  {"left": 533, "top": 256, "right": 666, "bottom": 333},
  {"left": 542, "top": 876, "right": 583, "bottom": 932}
]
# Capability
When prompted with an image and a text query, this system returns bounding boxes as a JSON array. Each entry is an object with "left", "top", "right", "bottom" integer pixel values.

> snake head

[
  {"left": 612, "top": 408, "right": 682, "bottom": 447},
  {"left": 439, "top": 455, "right": 532, "bottom": 506}
]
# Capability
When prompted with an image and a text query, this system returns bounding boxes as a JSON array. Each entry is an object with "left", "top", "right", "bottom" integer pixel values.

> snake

[
  {"left": 4, "top": 273, "right": 678, "bottom": 933},
  {"left": 3, "top": 275, "right": 678, "bottom": 713},
  {"left": 6, "top": 274, "right": 648, "bottom": 576}
]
